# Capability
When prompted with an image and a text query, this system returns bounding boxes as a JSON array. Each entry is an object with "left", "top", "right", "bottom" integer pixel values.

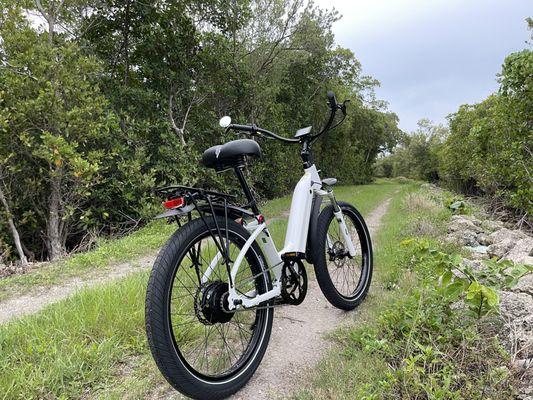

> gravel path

[{"left": 0, "top": 254, "right": 156, "bottom": 324}]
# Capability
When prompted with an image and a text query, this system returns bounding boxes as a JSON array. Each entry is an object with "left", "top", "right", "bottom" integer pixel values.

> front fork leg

[{"left": 327, "top": 191, "right": 357, "bottom": 257}]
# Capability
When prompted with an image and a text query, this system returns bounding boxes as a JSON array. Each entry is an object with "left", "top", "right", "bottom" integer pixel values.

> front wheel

[{"left": 314, "top": 202, "right": 373, "bottom": 310}]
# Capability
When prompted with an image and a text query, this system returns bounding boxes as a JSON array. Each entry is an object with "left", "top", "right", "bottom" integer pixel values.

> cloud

[{"left": 317, "top": 0, "right": 531, "bottom": 131}]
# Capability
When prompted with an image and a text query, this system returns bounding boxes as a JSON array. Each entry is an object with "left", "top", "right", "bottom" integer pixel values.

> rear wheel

[
  {"left": 145, "top": 217, "right": 273, "bottom": 400},
  {"left": 314, "top": 202, "right": 373, "bottom": 310}
]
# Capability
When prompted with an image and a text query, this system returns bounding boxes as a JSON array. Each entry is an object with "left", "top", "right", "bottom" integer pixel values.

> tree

[
  {"left": 373, "top": 119, "right": 445, "bottom": 182},
  {"left": 439, "top": 48, "right": 532, "bottom": 214},
  {"left": 1, "top": 3, "right": 118, "bottom": 259},
  {"left": 0, "top": 0, "right": 401, "bottom": 261},
  {"left": 0, "top": 164, "right": 28, "bottom": 266}
]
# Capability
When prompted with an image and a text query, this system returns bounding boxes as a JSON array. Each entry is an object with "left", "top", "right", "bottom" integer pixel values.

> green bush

[
  {"left": 340, "top": 238, "right": 531, "bottom": 399},
  {"left": 438, "top": 46, "right": 532, "bottom": 215}
]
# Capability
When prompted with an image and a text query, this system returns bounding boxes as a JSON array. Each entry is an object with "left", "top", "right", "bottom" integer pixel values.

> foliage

[
  {"left": 374, "top": 119, "right": 446, "bottom": 182},
  {"left": 439, "top": 47, "right": 533, "bottom": 214},
  {"left": 0, "top": 182, "right": 405, "bottom": 398},
  {"left": 0, "top": 0, "right": 400, "bottom": 262},
  {"left": 297, "top": 186, "right": 520, "bottom": 399},
  {"left": 0, "top": 181, "right": 400, "bottom": 302},
  {"left": 401, "top": 238, "right": 531, "bottom": 318},
  {"left": 345, "top": 289, "right": 515, "bottom": 399},
  {"left": 342, "top": 237, "right": 531, "bottom": 398}
]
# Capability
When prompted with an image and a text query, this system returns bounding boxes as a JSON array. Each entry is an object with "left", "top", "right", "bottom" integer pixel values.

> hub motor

[
  {"left": 194, "top": 281, "right": 234, "bottom": 325},
  {"left": 329, "top": 240, "right": 348, "bottom": 267}
]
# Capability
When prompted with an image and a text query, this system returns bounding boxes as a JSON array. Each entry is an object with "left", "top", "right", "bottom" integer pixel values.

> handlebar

[
  {"left": 225, "top": 91, "right": 349, "bottom": 144},
  {"left": 226, "top": 124, "right": 300, "bottom": 143}
]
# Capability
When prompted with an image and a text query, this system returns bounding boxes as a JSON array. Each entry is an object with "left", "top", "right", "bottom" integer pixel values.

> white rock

[
  {"left": 490, "top": 228, "right": 527, "bottom": 244},
  {"left": 504, "top": 238, "right": 533, "bottom": 266},
  {"left": 487, "top": 238, "right": 515, "bottom": 259},
  {"left": 500, "top": 291, "right": 533, "bottom": 320},
  {"left": 448, "top": 215, "right": 483, "bottom": 234},
  {"left": 513, "top": 274, "right": 533, "bottom": 296},
  {"left": 476, "top": 232, "right": 493, "bottom": 246},
  {"left": 481, "top": 219, "right": 505, "bottom": 232}
]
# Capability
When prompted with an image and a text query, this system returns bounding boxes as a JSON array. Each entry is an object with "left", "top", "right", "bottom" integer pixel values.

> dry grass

[{"left": 403, "top": 192, "right": 440, "bottom": 213}]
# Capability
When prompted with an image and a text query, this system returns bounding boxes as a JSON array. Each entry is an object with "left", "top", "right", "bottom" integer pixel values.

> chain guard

[{"left": 281, "top": 260, "right": 307, "bottom": 305}]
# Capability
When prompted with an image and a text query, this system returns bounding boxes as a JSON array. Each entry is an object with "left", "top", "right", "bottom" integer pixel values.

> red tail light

[{"left": 163, "top": 197, "right": 185, "bottom": 209}]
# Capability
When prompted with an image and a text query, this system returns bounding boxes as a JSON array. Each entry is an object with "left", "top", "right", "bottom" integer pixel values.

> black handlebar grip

[
  {"left": 327, "top": 91, "right": 337, "bottom": 109},
  {"left": 231, "top": 124, "right": 253, "bottom": 132}
]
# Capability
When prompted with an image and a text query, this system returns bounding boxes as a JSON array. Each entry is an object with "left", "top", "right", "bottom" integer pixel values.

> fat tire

[
  {"left": 145, "top": 217, "right": 273, "bottom": 400},
  {"left": 314, "top": 202, "right": 373, "bottom": 310}
]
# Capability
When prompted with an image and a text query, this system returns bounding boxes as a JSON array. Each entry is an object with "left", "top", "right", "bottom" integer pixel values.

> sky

[{"left": 316, "top": 0, "right": 531, "bottom": 132}]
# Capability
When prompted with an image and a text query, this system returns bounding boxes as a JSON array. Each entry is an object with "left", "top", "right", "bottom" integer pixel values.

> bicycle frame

[{"left": 200, "top": 163, "right": 357, "bottom": 310}]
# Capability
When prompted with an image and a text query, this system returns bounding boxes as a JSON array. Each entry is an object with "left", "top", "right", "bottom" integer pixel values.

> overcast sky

[{"left": 316, "top": 0, "right": 531, "bottom": 132}]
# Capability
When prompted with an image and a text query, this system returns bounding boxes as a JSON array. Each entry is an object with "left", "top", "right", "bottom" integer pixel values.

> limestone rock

[
  {"left": 448, "top": 215, "right": 483, "bottom": 234},
  {"left": 477, "top": 232, "right": 493, "bottom": 246},
  {"left": 513, "top": 274, "right": 533, "bottom": 296},
  {"left": 461, "top": 258, "right": 485, "bottom": 272},
  {"left": 500, "top": 291, "right": 533, "bottom": 320},
  {"left": 488, "top": 239, "right": 516, "bottom": 259},
  {"left": 490, "top": 228, "right": 527, "bottom": 244},
  {"left": 499, "top": 291, "right": 533, "bottom": 360},
  {"left": 504, "top": 237, "right": 533, "bottom": 266},
  {"left": 487, "top": 228, "right": 527, "bottom": 259},
  {"left": 481, "top": 219, "right": 505, "bottom": 232}
]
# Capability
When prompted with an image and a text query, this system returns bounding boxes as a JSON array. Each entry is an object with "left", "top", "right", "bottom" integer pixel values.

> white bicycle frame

[{"left": 201, "top": 164, "right": 357, "bottom": 310}]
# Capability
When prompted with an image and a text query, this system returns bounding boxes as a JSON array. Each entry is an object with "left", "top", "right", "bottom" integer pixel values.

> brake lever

[
  {"left": 224, "top": 125, "right": 233, "bottom": 134},
  {"left": 340, "top": 99, "right": 350, "bottom": 116}
]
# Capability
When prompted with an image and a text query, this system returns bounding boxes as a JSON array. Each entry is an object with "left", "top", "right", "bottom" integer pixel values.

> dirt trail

[
  {"left": 0, "top": 254, "right": 156, "bottom": 324},
  {"left": 229, "top": 197, "right": 393, "bottom": 400}
]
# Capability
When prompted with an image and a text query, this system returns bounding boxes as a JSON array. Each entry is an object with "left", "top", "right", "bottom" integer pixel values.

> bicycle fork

[{"left": 325, "top": 190, "right": 357, "bottom": 257}]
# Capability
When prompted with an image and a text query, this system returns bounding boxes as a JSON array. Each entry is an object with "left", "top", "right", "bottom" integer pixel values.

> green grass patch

[
  {"left": 0, "top": 180, "right": 401, "bottom": 303},
  {"left": 0, "top": 272, "right": 149, "bottom": 399},
  {"left": 0, "top": 221, "right": 176, "bottom": 302}
]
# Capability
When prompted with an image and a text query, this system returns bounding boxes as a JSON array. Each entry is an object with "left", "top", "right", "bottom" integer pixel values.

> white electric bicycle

[{"left": 145, "top": 92, "right": 373, "bottom": 400}]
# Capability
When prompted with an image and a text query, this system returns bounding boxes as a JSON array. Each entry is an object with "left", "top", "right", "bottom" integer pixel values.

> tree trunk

[
  {"left": 47, "top": 175, "right": 64, "bottom": 260},
  {"left": 0, "top": 182, "right": 28, "bottom": 266}
]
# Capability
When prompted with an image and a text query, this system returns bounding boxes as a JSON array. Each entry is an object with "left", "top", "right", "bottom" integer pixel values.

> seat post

[{"left": 234, "top": 166, "right": 260, "bottom": 215}]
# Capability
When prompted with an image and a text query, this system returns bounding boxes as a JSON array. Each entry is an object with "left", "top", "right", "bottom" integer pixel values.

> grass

[
  {"left": 0, "top": 221, "right": 176, "bottom": 302},
  {"left": 292, "top": 182, "right": 425, "bottom": 399},
  {"left": 0, "top": 180, "right": 407, "bottom": 399},
  {"left": 294, "top": 186, "right": 517, "bottom": 399},
  {"left": 0, "top": 273, "right": 149, "bottom": 400}
]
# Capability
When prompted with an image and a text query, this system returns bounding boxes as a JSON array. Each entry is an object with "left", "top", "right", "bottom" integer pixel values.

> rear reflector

[{"left": 163, "top": 197, "right": 185, "bottom": 209}]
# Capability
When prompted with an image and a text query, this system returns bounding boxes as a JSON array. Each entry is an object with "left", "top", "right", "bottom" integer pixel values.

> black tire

[
  {"left": 314, "top": 202, "right": 373, "bottom": 310},
  {"left": 145, "top": 217, "right": 273, "bottom": 400}
]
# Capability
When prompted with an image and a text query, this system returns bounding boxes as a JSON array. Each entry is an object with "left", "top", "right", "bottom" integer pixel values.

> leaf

[{"left": 441, "top": 270, "right": 453, "bottom": 287}]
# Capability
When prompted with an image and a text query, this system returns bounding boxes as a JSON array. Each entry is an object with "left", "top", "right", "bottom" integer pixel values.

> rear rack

[{"left": 153, "top": 185, "right": 248, "bottom": 289}]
